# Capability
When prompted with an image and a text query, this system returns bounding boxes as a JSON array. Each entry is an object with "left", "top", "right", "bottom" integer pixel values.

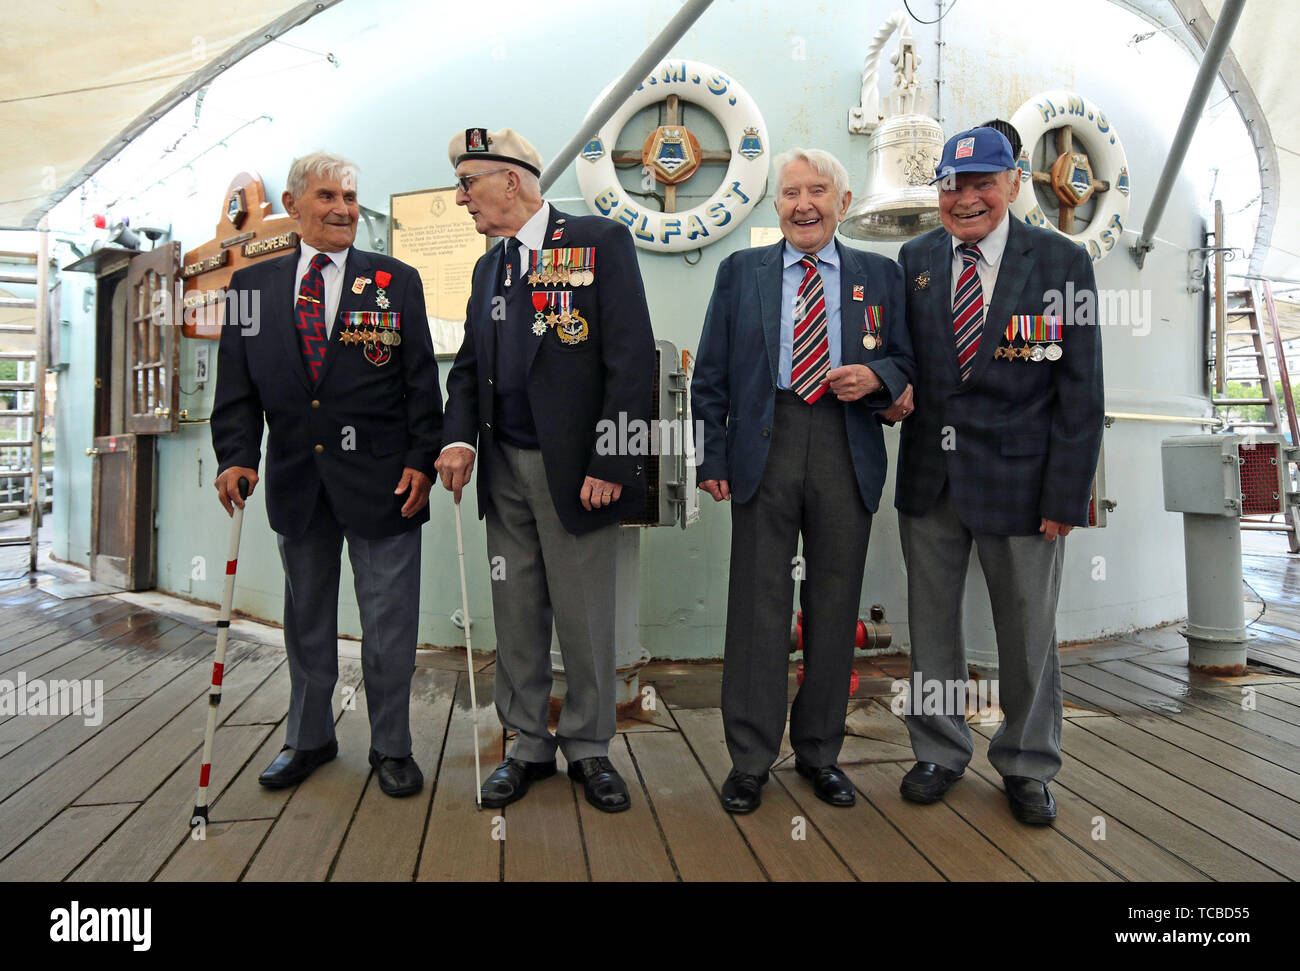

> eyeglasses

[{"left": 455, "top": 168, "right": 509, "bottom": 193}]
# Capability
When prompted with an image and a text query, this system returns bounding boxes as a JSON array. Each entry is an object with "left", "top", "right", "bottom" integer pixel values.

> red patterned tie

[
  {"left": 295, "top": 252, "right": 333, "bottom": 383},
  {"left": 953, "top": 243, "right": 984, "bottom": 381},
  {"left": 790, "top": 256, "right": 830, "bottom": 403}
]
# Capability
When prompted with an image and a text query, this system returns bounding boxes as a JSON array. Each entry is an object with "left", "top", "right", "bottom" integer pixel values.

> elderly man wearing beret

[{"left": 435, "top": 128, "right": 655, "bottom": 813}]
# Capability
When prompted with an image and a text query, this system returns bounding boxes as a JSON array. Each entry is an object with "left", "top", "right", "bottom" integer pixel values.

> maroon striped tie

[
  {"left": 953, "top": 243, "right": 984, "bottom": 381},
  {"left": 790, "top": 256, "right": 830, "bottom": 403},
  {"left": 295, "top": 252, "right": 333, "bottom": 384}
]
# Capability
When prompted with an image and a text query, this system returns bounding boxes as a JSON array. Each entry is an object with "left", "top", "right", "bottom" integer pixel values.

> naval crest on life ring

[
  {"left": 577, "top": 60, "right": 770, "bottom": 252},
  {"left": 1008, "top": 90, "right": 1131, "bottom": 262}
]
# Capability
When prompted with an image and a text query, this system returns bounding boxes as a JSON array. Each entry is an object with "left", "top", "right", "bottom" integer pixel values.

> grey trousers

[
  {"left": 899, "top": 484, "right": 1066, "bottom": 782},
  {"left": 485, "top": 440, "right": 618, "bottom": 763},
  {"left": 276, "top": 491, "right": 420, "bottom": 757},
  {"left": 723, "top": 392, "right": 873, "bottom": 775}
]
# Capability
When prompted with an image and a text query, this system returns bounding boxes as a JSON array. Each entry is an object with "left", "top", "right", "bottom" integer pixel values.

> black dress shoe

[
  {"left": 795, "top": 760, "right": 856, "bottom": 807},
  {"left": 720, "top": 769, "right": 768, "bottom": 814},
  {"left": 369, "top": 749, "right": 424, "bottom": 797},
  {"left": 1003, "top": 775, "right": 1057, "bottom": 825},
  {"left": 257, "top": 740, "right": 339, "bottom": 788},
  {"left": 480, "top": 757, "right": 557, "bottom": 808},
  {"left": 899, "top": 761, "right": 964, "bottom": 804},
  {"left": 567, "top": 756, "right": 631, "bottom": 813}
]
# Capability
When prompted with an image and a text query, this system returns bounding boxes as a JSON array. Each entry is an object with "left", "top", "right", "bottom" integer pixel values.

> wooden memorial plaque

[{"left": 180, "top": 171, "right": 300, "bottom": 339}]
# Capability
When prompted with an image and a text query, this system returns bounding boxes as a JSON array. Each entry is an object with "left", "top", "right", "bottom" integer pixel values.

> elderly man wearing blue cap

[{"left": 884, "top": 126, "right": 1104, "bottom": 824}]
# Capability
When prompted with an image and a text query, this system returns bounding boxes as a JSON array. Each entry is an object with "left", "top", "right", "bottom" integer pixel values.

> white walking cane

[
  {"left": 454, "top": 497, "right": 483, "bottom": 806},
  {"left": 191, "top": 476, "right": 249, "bottom": 829}
]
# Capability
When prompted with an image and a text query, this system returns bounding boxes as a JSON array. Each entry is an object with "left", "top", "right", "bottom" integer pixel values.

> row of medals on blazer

[{"left": 506, "top": 245, "right": 595, "bottom": 343}]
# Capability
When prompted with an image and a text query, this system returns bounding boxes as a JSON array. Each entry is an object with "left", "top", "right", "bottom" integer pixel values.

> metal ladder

[
  {"left": 1212, "top": 283, "right": 1283, "bottom": 433},
  {"left": 0, "top": 234, "right": 49, "bottom": 574}
]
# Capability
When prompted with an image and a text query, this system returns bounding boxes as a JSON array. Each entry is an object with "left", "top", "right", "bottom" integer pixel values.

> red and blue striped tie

[
  {"left": 790, "top": 256, "right": 830, "bottom": 403},
  {"left": 295, "top": 252, "right": 332, "bottom": 384},
  {"left": 953, "top": 243, "right": 984, "bottom": 381}
]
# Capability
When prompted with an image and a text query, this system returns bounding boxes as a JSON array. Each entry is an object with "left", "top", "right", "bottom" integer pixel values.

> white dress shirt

[
  {"left": 440, "top": 202, "right": 551, "bottom": 456},
  {"left": 295, "top": 242, "right": 348, "bottom": 338},
  {"left": 949, "top": 209, "right": 1011, "bottom": 309}
]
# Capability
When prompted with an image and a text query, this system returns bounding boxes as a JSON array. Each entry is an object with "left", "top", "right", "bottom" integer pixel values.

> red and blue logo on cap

[{"left": 955, "top": 137, "right": 975, "bottom": 159}]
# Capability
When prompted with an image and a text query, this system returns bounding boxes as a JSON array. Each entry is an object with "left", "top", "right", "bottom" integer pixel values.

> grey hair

[
  {"left": 773, "top": 148, "right": 850, "bottom": 201},
  {"left": 285, "top": 152, "right": 359, "bottom": 198}
]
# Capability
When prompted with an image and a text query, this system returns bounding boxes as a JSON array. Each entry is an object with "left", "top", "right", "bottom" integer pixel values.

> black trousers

[{"left": 722, "top": 391, "right": 873, "bottom": 773}]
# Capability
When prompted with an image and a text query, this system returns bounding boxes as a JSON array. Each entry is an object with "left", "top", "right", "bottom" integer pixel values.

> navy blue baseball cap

[{"left": 931, "top": 126, "right": 1016, "bottom": 184}]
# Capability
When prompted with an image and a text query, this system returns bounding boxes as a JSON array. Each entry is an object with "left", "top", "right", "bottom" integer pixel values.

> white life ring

[
  {"left": 1008, "top": 90, "right": 1130, "bottom": 262},
  {"left": 577, "top": 60, "right": 769, "bottom": 252}
]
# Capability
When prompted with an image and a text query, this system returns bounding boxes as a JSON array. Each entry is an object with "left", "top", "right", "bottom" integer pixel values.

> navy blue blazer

[
  {"left": 895, "top": 218, "right": 1104, "bottom": 534},
  {"left": 691, "top": 238, "right": 913, "bottom": 510},
  {"left": 211, "top": 247, "right": 444, "bottom": 540},
  {"left": 441, "top": 207, "right": 655, "bottom": 536}
]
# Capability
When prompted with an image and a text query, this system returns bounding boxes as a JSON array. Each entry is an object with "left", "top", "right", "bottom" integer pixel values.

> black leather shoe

[
  {"left": 1004, "top": 775, "right": 1057, "bottom": 825},
  {"left": 567, "top": 756, "right": 631, "bottom": 813},
  {"left": 720, "top": 769, "right": 768, "bottom": 814},
  {"left": 795, "top": 760, "right": 856, "bottom": 807},
  {"left": 257, "top": 740, "right": 339, "bottom": 788},
  {"left": 369, "top": 748, "right": 423, "bottom": 797},
  {"left": 480, "top": 757, "right": 557, "bottom": 808},
  {"left": 899, "top": 761, "right": 964, "bottom": 804}
]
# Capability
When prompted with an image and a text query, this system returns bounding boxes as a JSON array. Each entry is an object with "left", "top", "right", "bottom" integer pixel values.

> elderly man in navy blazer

[
  {"left": 212, "top": 152, "right": 442, "bottom": 799},
  {"left": 890, "top": 127, "right": 1104, "bottom": 824},
  {"left": 692, "top": 147, "right": 914, "bottom": 813}
]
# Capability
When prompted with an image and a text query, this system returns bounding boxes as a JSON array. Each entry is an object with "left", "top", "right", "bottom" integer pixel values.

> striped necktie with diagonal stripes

[
  {"left": 953, "top": 243, "right": 984, "bottom": 382},
  {"left": 295, "top": 251, "right": 333, "bottom": 384},
  {"left": 790, "top": 255, "right": 830, "bottom": 403}
]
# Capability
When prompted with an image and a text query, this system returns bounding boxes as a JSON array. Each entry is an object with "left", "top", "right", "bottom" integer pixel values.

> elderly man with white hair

[
  {"left": 212, "top": 152, "right": 443, "bottom": 798},
  {"left": 691, "top": 147, "right": 914, "bottom": 813}
]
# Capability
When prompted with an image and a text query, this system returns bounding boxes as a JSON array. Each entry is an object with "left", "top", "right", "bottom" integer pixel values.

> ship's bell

[{"left": 839, "top": 112, "right": 944, "bottom": 240}]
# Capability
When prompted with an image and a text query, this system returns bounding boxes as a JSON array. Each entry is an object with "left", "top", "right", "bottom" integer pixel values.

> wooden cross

[
  {"left": 610, "top": 95, "right": 731, "bottom": 213},
  {"left": 1028, "top": 125, "right": 1111, "bottom": 234}
]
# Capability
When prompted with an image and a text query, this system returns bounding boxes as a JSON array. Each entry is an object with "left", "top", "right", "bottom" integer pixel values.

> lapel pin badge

[{"left": 913, "top": 271, "right": 930, "bottom": 292}]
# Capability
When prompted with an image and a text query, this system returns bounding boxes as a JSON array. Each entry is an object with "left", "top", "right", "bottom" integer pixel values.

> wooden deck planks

[
  {"left": 0, "top": 804, "right": 137, "bottom": 882},
  {"left": 625, "top": 730, "right": 765, "bottom": 881},
  {"left": 672, "top": 706, "right": 853, "bottom": 881},
  {"left": 330, "top": 668, "right": 457, "bottom": 881},
  {"left": 416, "top": 671, "right": 503, "bottom": 882},
  {"left": 574, "top": 735, "right": 677, "bottom": 882}
]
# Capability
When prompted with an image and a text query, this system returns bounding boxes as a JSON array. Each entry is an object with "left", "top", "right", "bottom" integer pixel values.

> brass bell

[{"left": 839, "top": 13, "right": 943, "bottom": 241}]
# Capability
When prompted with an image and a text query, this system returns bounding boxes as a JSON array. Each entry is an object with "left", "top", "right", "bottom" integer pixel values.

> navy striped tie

[
  {"left": 953, "top": 243, "right": 984, "bottom": 381},
  {"left": 790, "top": 256, "right": 830, "bottom": 403}
]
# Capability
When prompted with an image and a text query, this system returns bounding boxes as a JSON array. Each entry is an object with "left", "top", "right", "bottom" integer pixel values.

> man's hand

[
  {"left": 880, "top": 382, "right": 914, "bottom": 422},
  {"left": 434, "top": 446, "right": 476, "bottom": 502},
  {"left": 215, "top": 467, "right": 259, "bottom": 517},
  {"left": 1040, "top": 518, "right": 1073, "bottom": 542},
  {"left": 826, "top": 364, "right": 883, "bottom": 401},
  {"left": 699, "top": 479, "right": 731, "bottom": 502},
  {"left": 581, "top": 476, "right": 622, "bottom": 511},
  {"left": 395, "top": 467, "right": 432, "bottom": 517}
]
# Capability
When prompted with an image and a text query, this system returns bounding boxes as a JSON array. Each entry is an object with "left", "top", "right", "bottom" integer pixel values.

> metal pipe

[
  {"left": 1214, "top": 201, "right": 1226, "bottom": 394},
  {"left": 538, "top": 0, "right": 716, "bottom": 194},
  {"left": 1132, "top": 0, "right": 1245, "bottom": 267},
  {"left": 1105, "top": 411, "right": 1223, "bottom": 426}
]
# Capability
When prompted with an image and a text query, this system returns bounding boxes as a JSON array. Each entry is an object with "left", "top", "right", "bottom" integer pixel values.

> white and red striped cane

[
  {"left": 454, "top": 498, "right": 482, "bottom": 806},
  {"left": 191, "top": 476, "right": 250, "bottom": 829}
]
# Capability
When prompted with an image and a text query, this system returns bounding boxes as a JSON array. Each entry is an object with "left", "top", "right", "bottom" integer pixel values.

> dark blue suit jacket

[
  {"left": 895, "top": 218, "right": 1104, "bottom": 534},
  {"left": 691, "top": 238, "right": 913, "bottom": 510},
  {"left": 211, "top": 247, "right": 444, "bottom": 540},
  {"left": 442, "top": 207, "right": 655, "bottom": 536}
]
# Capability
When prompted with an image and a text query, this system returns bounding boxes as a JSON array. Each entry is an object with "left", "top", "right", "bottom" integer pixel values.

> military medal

[
  {"left": 555, "top": 291, "right": 589, "bottom": 345},
  {"left": 913, "top": 271, "right": 930, "bottom": 292},
  {"left": 532, "top": 291, "right": 549, "bottom": 335},
  {"left": 862, "top": 305, "right": 883, "bottom": 350},
  {"left": 374, "top": 270, "right": 392, "bottom": 309},
  {"left": 351, "top": 276, "right": 370, "bottom": 295},
  {"left": 1044, "top": 315, "right": 1062, "bottom": 361},
  {"left": 1030, "top": 345, "right": 1046, "bottom": 362}
]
